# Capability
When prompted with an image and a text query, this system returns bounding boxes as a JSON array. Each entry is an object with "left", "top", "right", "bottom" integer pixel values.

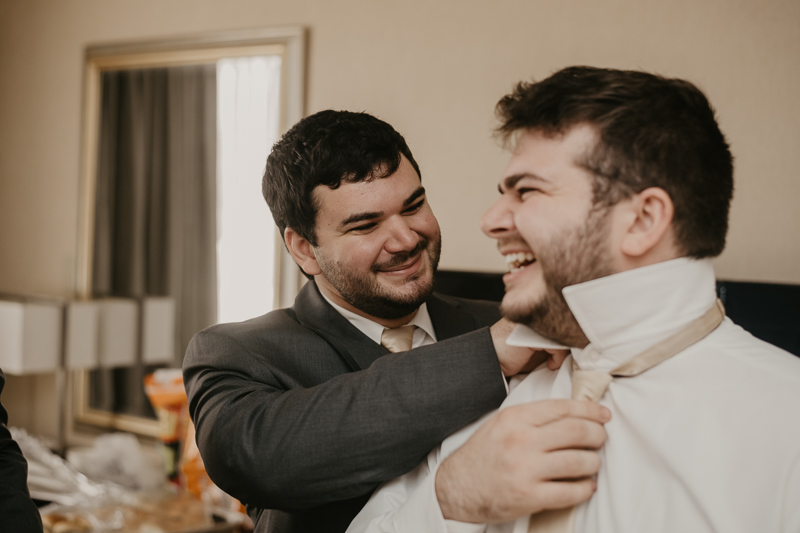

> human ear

[
  {"left": 620, "top": 187, "right": 675, "bottom": 258},
  {"left": 284, "top": 228, "right": 322, "bottom": 276}
]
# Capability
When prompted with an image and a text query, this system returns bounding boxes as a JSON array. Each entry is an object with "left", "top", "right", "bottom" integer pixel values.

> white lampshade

[
  {"left": 0, "top": 300, "right": 61, "bottom": 375},
  {"left": 97, "top": 298, "right": 138, "bottom": 367},
  {"left": 142, "top": 297, "right": 175, "bottom": 364},
  {"left": 65, "top": 301, "right": 99, "bottom": 369}
]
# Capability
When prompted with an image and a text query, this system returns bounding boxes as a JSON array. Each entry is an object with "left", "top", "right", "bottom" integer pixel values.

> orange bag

[{"left": 144, "top": 369, "right": 188, "bottom": 486}]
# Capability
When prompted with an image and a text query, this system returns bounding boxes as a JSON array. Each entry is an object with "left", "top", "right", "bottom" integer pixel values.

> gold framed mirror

[{"left": 72, "top": 27, "right": 306, "bottom": 437}]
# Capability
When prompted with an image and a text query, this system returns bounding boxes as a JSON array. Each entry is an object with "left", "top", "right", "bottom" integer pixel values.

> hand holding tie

[
  {"left": 526, "top": 300, "right": 726, "bottom": 532},
  {"left": 435, "top": 399, "right": 610, "bottom": 524}
]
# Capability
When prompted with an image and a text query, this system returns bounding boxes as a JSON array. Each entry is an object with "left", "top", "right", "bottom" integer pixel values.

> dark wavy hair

[
  {"left": 496, "top": 66, "right": 734, "bottom": 258},
  {"left": 263, "top": 110, "right": 421, "bottom": 247}
]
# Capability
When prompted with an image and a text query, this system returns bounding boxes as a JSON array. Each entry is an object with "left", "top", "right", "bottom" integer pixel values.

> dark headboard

[
  {"left": 716, "top": 280, "right": 800, "bottom": 357},
  {"left": 434, "top": 270, "right": 800, "bottom": 357}
]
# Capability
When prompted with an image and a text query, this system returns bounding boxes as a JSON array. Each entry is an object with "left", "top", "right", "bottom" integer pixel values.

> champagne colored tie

[
  {"left": 380, "top": 325, "right": 416, "bottom": 353},
  {"left": 528, "top": 300, "right": 726, "bottom": 532}
]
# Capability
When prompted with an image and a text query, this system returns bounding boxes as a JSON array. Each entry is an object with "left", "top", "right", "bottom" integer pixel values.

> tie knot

[
  {"left": 571, "top": 369, "right": 614, "bottom": 403},
  {"left": 381, "top": 325, "right": 416, "bottom": 353}
]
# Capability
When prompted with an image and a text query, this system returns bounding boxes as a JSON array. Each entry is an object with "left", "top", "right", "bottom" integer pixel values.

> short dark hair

[
  {"left": 496, "top": 66, "right": 734, "bottom": 258},
  {"left": 263, "top": 110, "right": 421, "bottom": 247}
]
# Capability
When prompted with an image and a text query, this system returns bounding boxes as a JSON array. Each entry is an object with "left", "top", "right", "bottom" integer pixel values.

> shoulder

[
  {"left": 189, "top": 308, "right": 300, "bottom": 346},
  {"left": 682, "top": 319, "right": 800, "bottom": 403},
  {"left": 711, "top": 320, "right": 799, "bottom": 361},
  {"left": 693, "top": 321, "right": 800, "bottom": 457},
  {"left": 713, "top": 320, "right": 800, "bottom": 377},
  {"left": 184, "top": 307, "right": 325, "bottom": 367},
  {"left": 183, "top": 305, "right": 352, "bottom": 390}
]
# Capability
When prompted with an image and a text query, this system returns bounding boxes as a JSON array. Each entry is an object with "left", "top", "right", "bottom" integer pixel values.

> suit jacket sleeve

[
  {"left": 0, "top": 369, "right": 44, "bottom": 532},
  {"left": 183, "top": 299, "right": 506, "bottom": 512}
]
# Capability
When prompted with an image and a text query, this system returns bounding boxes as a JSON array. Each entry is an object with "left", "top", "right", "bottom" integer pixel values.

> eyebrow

[
  {"left": 498, "top": 173, "right": 550, "bottom": 193},
  {"left": 339, "top": 186, "right": 426, "bottom": 228},
  {"left": 403, "top": 187, "right": 426, "bottom": 208}
]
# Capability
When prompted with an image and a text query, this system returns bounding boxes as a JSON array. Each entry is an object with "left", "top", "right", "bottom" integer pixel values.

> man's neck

[{"left": 315, "top": 278, "right": 418, "bottom": 328}]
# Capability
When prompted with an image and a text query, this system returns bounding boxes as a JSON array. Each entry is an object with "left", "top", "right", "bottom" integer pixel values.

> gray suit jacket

[{"left": 183, "top": 280, "right": 506, "bottom": 533}]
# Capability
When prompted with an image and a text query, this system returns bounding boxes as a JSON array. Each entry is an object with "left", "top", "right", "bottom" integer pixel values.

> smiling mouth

[
  {"left": 379, "top": 253, "right": 421, "bottom": 273},
  {"left": 374, "top": 247, "right": 429, "bottom": 276},
  {"left": 374, "top": 238, "right": 430, "bottom": 274},
  {"left": 504, "top": 252, "right": 536, "bottom": 272}
]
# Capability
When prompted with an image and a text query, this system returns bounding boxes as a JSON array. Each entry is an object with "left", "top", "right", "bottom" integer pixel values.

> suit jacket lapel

[
  {"left": 293, "top": 281, "right": 388, "bottom": 371},
  {"left": 426, "top": 293, "right": 480, "bottom": 341},
  {"left": 293, "top": 283, "right": 483, "bottom": 371}
]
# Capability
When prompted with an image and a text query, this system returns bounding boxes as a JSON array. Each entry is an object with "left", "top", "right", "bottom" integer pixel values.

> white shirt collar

[
  {"left": 509, "top": 257, "right": 718, "bottom": 372},
  {"left": 320, "top": 292, "right": 437, "bottom": 345}
]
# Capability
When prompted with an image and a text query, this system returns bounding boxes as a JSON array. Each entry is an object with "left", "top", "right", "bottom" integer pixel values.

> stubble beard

[
  {"left": 317, "top": 233, "right": 442, "bottom": 320},
  {"left": 501, "top": 206, "right": 615, "bottom": 347}
]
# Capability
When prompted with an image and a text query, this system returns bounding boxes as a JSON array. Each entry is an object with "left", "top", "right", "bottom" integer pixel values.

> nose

[
  {"left": 384, "top": 216, "right": 419, "bottom": 253},
  {"left": 481, "top": 194, "right": 516, "bottom": 239}
]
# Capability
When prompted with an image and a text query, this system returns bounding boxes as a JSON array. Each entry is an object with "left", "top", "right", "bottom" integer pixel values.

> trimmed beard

[
  {"left": 501, "top": 205, "right": 614, "bottom": 347},
  {"left": 316, "top": 233, "right": 442, "bottom": 320}
]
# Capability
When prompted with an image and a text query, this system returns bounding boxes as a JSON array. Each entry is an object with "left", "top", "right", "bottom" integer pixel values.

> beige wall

[
  {"left": 0, "top": 0, "right": 798, "bottom": 432},
  {"left": 2, "top": 0, "right": 800, "bottom": 295}
]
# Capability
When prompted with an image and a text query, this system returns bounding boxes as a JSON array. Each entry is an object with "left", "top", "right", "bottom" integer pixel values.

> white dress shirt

[
  {"left": 321, "top": 293, "right": 438, "bottom": 347},
  {"left": 347, "top": 258, "right": 800, "bottom": 533}
]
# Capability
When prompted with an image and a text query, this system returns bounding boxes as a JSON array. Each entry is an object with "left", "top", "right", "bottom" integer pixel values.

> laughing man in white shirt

[{"left": 347, "top": 66, "right": 800, "bottom": 533}]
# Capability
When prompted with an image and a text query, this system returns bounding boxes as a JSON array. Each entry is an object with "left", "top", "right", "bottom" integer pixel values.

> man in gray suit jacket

[{"left": 183, "top": 111, "right": 609, "bottom": 533}]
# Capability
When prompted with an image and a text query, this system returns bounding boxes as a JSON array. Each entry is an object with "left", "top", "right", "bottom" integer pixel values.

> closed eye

[
  {"left": 501, "top": 173, "right": 550, "bottom": 199},
  {"left": 403, "top": 199, "right": 425, "bottom": 214},
  {"left": 348, "top": 222, "right": 377, "bottom": 233},
  {"left": 517, "top": 187, "right": 539, "bottom": 199}
]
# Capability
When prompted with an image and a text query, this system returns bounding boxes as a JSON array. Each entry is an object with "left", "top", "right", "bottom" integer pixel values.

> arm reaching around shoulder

[
  {"left": 183, "top": 319, "right": 508, "bottom": 512},
  {"left": 436, "top": 399, "right": 610, "bottom": 523}
]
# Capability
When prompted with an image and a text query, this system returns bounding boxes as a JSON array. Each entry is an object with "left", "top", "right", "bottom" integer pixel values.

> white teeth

[
  {"left": 504, "top": 252, "right": 533, "bottom": 263},
  {"left": 503, "top": 252, "right": 535, "bottom": 272}
]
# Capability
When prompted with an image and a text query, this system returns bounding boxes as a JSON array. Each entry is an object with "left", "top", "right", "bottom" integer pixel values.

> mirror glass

[{"left": 73, "top": 29, "right": 305, "bottom": 436}]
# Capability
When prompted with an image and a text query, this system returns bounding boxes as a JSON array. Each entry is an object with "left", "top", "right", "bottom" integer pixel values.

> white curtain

[{"left": 216, "top": 55, "right": 282, "bottom": 324}]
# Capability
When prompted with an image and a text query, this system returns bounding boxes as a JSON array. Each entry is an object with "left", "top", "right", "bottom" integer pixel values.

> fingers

[
  {"left": 546, "top": 350, "right": 569, "bottom": 370},
  {"left": 532, "top": 478, "right": 599, "bottom": 511},
  {"left": 535, "top": 449, "right": 602, "bottom": 481},
  {"left": 518, "top": 350, "right": 550, "bottom": 374},
  {"left": 436, "top": 398, "right": 609, "bottom": 523},
  {"left": 507, "top": 399, "right": 612, "bottom": 427},
  {"left": 535, "top": 417, "right": 607, "bottom": 451}
]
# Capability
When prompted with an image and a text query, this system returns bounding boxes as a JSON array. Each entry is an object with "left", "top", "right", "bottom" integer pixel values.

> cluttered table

[{"left": 18, "top": 369, "right": 250, "bottom": 533}]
